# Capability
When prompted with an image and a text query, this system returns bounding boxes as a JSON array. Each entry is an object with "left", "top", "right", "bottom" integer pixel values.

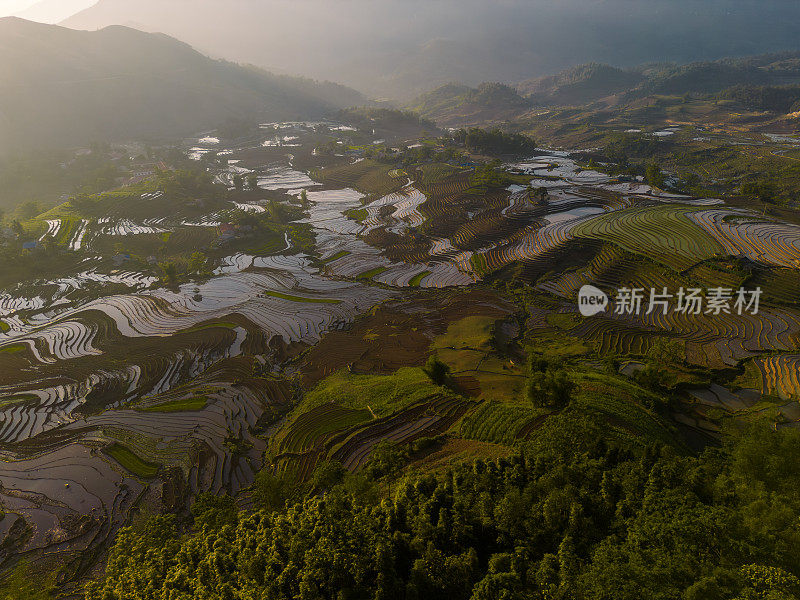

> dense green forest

[
  {"left": 719, "top": 85, "right": 800, "bottom": 113},
  {"left": 453, "top": 128, "right": 537, "bottom": 157},
  {"left": 86, "top": 414, "right": 800, "bottom": 600}
]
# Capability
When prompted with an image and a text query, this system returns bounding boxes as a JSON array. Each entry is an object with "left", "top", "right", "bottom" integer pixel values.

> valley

[
  {"left": 1, "top": 108, "right": 800, "bottom": 593},
  {"left": 0, "top": 6, "right": 798, "bottom": 592}
]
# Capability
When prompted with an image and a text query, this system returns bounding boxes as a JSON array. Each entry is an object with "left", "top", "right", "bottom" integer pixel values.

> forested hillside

[
  {"left": 0, "top": 18, "right": 363, "bottom": 154},
  {"left": 514, "top": 53, "right": 800, "bottom": 107},
  {"left": 85, "top": 416, "right": 800, "bottom": 600},
  {"left": 408, "top": 83, "right": 532, "bottom": 127},
  {"left": 517, "top": 63, "right": 643, "bottom": 105}
]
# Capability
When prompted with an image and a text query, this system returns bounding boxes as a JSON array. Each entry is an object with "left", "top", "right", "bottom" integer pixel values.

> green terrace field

[
  {"left": 310, "top": 159, "right": 407, "bottom": 200},
  {"left": 261, "top": 291, "right": 342, "bottom": 304},
  {"left": 460, "top": 401, "right": 550, "bottom": 445},
  {"left": 292, "top": 367, "right": 445, "bottom": 417},
  {"left": 140, "top": 395, "right": 208, "bottom": 413},
  {"left": 269, "top": 366, "right": 473, "bottom": 480},
  {"left": 103, "top": 443, "right": 161, "bottom": 478},
  {"left": 571, "top": 205, "right": 724, "bottom": 271}
]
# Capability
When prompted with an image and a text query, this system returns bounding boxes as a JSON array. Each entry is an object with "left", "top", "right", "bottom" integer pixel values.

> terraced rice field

[
  {"left": 3, "top": 126, "right": 800, "bottom": 579},
  {"left": 754, "top": 354, "right": 800, "bottom": 400},
  {"left": 688, "top": 210, "right": 800, "bottom": 268},
  {"left": 274, "top": 394, "right": 472, "bottom": 478},
  {"left": 571, "top": 205, "right": 724, "bottom": 270}
]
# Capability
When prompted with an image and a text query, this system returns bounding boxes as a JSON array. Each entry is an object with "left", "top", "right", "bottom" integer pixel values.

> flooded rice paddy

[{"left": 2, "top": 125, "right": 800, "bottom": 572}]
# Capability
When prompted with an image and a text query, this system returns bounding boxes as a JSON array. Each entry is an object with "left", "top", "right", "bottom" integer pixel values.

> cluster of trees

[
  {"left": 645, "top": 163, "right": 666, "bottom": 189},
  {"left": 337, "top": 108, "right": 437, "bottom": 133},
  {"left": 330, "top": 141, "right": 466, "bottom": 167},
  {"left": 395, "top": 145, "right": 464, "bottom": 167},
  {"left": 632, "top": 62, "right": 768, "bottom": 97},
  {"left": 719, "top": 85, "right": 800, "bottom": 114},
  {"left": 460, "top": 82, "right": 531, "bottom": 110},
  {"left": 741, "top": 181, "right": 778, "bottom": 204},
  {"left": 471, "top": 163, "right": 509, "bottom": 189},
  {"left": 453, "top": 128, "right": 537, "bottom": 157},
  {"left": 232, "top": 173, "right": 260, "bottom": 191},
  {"left": 525, "top": 355, "right": 575, "bottom": 408},
  {"left": 603, "top": 132, "right": 663, "bottom": 165},
  {"left": 156, "top": 169, "right": 220, "bottom": 201},
  {"left": 86, "top": 417, "right": 800, "bottom": 600},
  {"left": 158, "top": 252, "right": 209, "bottom": 286},
  {"left": 423, "top": 355, "right": 451, "bottom": 386}
]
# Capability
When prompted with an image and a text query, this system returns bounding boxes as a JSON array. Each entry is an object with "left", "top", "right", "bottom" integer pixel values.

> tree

[
  {"left": 682, "top": 172, "right": 701, "bottom": 192},
  {"left": 645, "top": 163, "right": 666, "bottom": 189},
  {"left": 191, "top": 492, "right": 238, "bottom": 531},
  {"left": 527, "top": 369, "right": 575, "bottom": 408},
  {"left": 252, "top": 468, "right": 292, "bottom": 512},
  {"left": 159, "top": 261, "right": 178, "bottom": 285},
  {"left": 188, "top": 251, "right": 207, "bottom": 274},
  {"left": 266, "top": 200, "right": 288, "bottom": 224},
  {"left": 423, "top": 355, "right": 451, "bottom": 386},
  {"left": 86, "top": 423, "right": 800, "bottom": 600},
  {"left": 310, "top": 460, "right": 346, "bottom": 492},
  {"left": 454, "top": 127, "right": 536, "bottom": 156},
  {"left": 247, "top": 174, "right": 259, "bottom": 190},
  {"left": 526, "top": 354, "right": 575, "bottom": 408},
  {"left": 741, "top": 181, "right": 777, "bottom": 204},
  {"left": 233, "top": 174, "right": 244, "bottom": 191},
  {"left": 363, "top": 442, "right": 408, "bottom": 480},
  {"left": 632, "top": 363, "right": 671, "bottom": 391},
  {"left": 532, "top": 187, "right": 549, "bottom": 203}
]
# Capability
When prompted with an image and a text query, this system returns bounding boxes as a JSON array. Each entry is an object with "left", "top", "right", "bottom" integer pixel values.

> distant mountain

[
  {"left": 511, "top": 53, "right": 800, "bottom": 108},
  {"left": 631, "top": 53, "right": 800, "bottom": 97},
  {"left": 517, "top": 64, "right": 644, "bottom": 106},
  {"left": 407, "top": 83, "right": 532, "bottom": 127},
  {"left": 0, "top": 18, "right": 364, "bottom": 155},
  {"left": 407, "top": 52, "right": 800, "bottom": 126},
  {"left": 60, "top": 1, "right": 800, "bottom": 101}
]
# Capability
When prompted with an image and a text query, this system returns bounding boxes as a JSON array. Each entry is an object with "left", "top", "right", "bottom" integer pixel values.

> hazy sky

[
  {"left": 56, "top": 0, "right": 800, "bottom": 99},
  {"left": 0, "top": 0, "right": 39, "bottom": 13},
  {"left": 0, "top": 0, "right": 96, "bottom": 23},
  {"left": 3, "top": 0, "right": 800, "bottom": 100}
]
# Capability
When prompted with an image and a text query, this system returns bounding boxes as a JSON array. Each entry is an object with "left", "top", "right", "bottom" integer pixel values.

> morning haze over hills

[
  {"left": 0, "top": 17, "right": 363, "bottom": 154},
  {"left": 58, "top": 0, "right": 800, "bottom": 97},
  {"left": 0, "top": 0, "right": 799, "bottom": 153}
]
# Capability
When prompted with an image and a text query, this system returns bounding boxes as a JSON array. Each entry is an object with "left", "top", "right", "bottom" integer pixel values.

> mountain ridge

[
  {"left": 0, "top": 17, "right": 365, "bottom": 154},
  {"left": 60, "top": 0, "right": 800, "bottom": 100}
]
